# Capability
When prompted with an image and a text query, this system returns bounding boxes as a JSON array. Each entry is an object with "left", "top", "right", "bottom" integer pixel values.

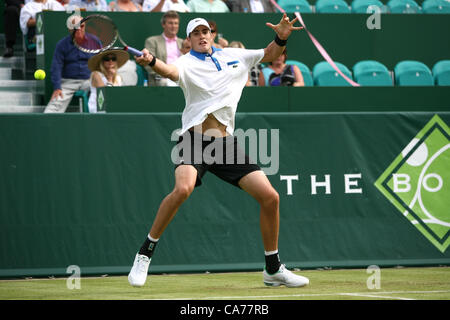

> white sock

[
  {"left": 264, "top": 249, "right": 278, "bottom": 256},
  {"left": 148, "top": 234, "right": 159, "bottom": 242}
]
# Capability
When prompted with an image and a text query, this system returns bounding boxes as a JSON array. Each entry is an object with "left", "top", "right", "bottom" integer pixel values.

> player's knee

[{"left": 261, "top": 189, "right": 279, "bottom": 210}]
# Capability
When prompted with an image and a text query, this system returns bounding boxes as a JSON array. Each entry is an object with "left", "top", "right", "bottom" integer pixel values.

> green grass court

[{"left": 1, "top": 266, "right": 449, "bottom": 300}]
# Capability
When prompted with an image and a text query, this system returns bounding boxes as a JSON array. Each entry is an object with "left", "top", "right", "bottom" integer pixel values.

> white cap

[
  {"left": 66, "top": 14, "right": 83, "bottom": 31},
  {"left": 186, "top": 18, "right": 211, "bottom": 38}
]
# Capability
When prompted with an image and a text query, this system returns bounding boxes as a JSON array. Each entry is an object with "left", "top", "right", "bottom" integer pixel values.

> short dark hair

[
  {"left": 161, "top": 10, "right": 179, "bottom": 25},
  {"left": 208, "top": 20, "right": 217, "bottom": 33}
]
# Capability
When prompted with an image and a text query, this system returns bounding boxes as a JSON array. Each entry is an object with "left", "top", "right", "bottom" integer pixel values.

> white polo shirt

[{"left": 173, "top": 46, "right": 265, "bottom": 135}]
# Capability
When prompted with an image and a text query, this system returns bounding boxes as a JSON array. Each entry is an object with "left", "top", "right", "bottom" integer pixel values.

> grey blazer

[
  {"left": 230, "top": 0, "right": 276, "bottom": 13},
  {"left": 144, "top": 34, "right": 184, "bottom": 86}
]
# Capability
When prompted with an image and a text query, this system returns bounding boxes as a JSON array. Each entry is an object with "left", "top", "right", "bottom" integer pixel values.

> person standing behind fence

[
  {"left": 3, "top": 0, "right": 24, "bottom": 58},
  {"left": 44, "top": 15, "right": 96, "bottom": 113}
]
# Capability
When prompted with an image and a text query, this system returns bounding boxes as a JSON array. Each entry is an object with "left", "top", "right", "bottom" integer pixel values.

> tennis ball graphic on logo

[
  {"left": 34, "top": 69, "right": 46, "bottom": 80},
  {"left": 417, "top": 145, "right": 450, "bottom": 227},
  {"left": 375, "top": 115, "right": 450, "bottom": 252},
  {"left": 401, "top": 138, "right": 428, "bottom": 167}
]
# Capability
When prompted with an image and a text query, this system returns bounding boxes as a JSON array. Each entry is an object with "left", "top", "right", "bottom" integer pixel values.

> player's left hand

[{"left": 266, "top": 13, "right": 303, "bottom": 40}]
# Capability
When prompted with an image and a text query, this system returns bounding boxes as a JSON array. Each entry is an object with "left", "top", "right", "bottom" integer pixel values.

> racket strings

[{"left": 75, "top": 17, "right": 118, "bottom": 53}]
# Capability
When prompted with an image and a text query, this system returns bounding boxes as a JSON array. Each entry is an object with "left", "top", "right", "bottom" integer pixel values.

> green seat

[
  {"left": 135, "top": 64, "right": 148, "bottom": 86},
  {"left": 353, "top": 60, "right": 393, "bottom": 86},
  {"left": 74, "top": 90, "right": 89, "bottom": 113},
  {"left": 315, "top": 0, "right": 351, "bottom": 13},
  {"left": 387, "top": 0, "right": 421, "bottom": 13},
  {"left": 261, "top": 67, "right": 274, "bottom": 86},
  {"left": 313, "top": 61, "right": 353, "bottom": 86},
  {"left": 23, "top": 35, "right": 36, "bottom": 52},
  {"left": 286, "top": 59, "right": 313, "bottom": 86},
  {"left": 277, "top": 0, "right": 313, "bottom": 12},
  {"left": 394, "top": 61, "right": 434, "bottom": 86},
  {"left": 432, "top": 60, "right": 450, "bottom": 86},
  {"left": 422, "top": 0, "right": 450, "bottom": 13}
]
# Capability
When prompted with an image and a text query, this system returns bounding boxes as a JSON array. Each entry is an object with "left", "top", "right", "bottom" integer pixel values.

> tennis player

[{"left": 128, "top": 14, "right": 309, "bottom": 288}]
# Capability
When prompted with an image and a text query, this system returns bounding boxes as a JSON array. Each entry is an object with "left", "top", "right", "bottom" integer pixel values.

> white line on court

[
  {"left": 339, "top": 293, "right": 415, "bottom": 300},
  {"left": 154, "top": 290, "right": 450, "bottom": 300}
]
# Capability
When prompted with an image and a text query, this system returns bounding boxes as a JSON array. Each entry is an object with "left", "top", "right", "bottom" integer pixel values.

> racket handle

[{"left": 125, "top": 46, "right": 143, "bottom": 57}]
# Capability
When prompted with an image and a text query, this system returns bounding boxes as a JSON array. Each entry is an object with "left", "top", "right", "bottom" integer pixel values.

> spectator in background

[
  {"left": 118, "top": 59, "right": 139, "bottom": 86},
  {"left": 20, "top": 0, "right": 64, "bottom": 46},
  {"left": 3, "top": 0, "right": 24, "bottom": 58},
  {"left": 258, "top": 48, "right": 304, "bottom": 87},
  {"left": 208, "top": 20, "right": 228, "bottom": 49},
  {"left": 221, "top": 0, "right": 232, "bottom": 10},
  {"left": 56, "top": 0, "right": 70, "bottom": 7},
  {"left": 228, "top": 40, "right": 260, "bottom": 87},
  {"left": 70, "top": 0, "right": 109, "bottom": 11},
  {"left": 44, "top": 15, "right": 96, "bottom": 113},
  {"left": 186, "top": 0, "right": 229, "bottom": 12},
  {"left": 87, "top": 49, "right": 128, "bottom": 113},
  {"left": 142, "top": 0, "right": 190, "bottom": 12},
  {"left": 109, "top": 0, "right": 142, "bottom": 11},
  {"left": 228, "top": 0, "right": 276, "bottom": 13},
  {"left": 144, "top": 10, "right": 183, "bottom": 86}
]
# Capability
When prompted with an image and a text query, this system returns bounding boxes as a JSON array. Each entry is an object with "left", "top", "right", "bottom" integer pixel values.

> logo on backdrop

[{"left": 375, "top": 115, "right": 450, "bottom": 253}]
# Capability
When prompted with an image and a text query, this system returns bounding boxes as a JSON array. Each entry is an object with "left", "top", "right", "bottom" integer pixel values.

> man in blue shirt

[{"left": 44, "top": 15, "right": 96, "bottom": 113}]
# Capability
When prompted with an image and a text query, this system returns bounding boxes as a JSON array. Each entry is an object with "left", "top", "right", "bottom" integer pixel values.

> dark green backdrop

[
  {"left": 36, "top": 11, "right": 450, "bottom": 102},
  {"left": 96, "top": 86, "right": 450, "bottom": 113}
]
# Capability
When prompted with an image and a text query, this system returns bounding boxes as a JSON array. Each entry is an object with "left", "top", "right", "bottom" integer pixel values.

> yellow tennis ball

[{"left": 34, "top": 69, "right": 46, "bottom": 80}]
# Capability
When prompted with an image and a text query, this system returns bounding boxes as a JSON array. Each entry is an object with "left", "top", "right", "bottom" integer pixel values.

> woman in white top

[
  {"left": 20, "top": 0, "right": 64, "bottom": 36},
  {"left": 87, "top": 49, "right": 128, "bottom": 113}
]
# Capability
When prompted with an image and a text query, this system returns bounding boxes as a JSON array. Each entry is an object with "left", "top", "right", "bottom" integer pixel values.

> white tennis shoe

[
  {"left": 263, "top": 264, "right": 309, "bottom": 287},
  {"left": 128, "top": 253, "right": 151, "bottom": 287}
]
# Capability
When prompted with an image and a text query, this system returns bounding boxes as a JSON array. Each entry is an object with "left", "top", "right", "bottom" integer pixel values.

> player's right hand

[{"left": 135, "top": 48, "right": 152, "bottom": 66}]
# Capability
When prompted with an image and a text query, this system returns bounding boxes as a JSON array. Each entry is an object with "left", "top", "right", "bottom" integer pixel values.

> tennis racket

[{"left": 73, "top": 14, "right": 142, "bottom": 56}]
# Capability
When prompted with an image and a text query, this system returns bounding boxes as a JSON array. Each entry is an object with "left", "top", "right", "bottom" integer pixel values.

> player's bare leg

[
  {"left": 239, "top": 170, "right": 309, "bottom": 287},
  {"left": 128, "top": 165, "right": 197, "bottom": 287},
  {"left": 238, "top": 170, "right": 280, "bottom": 252},
  {"left": 149, "top": 165, "right": 197, "bottom": 239}
]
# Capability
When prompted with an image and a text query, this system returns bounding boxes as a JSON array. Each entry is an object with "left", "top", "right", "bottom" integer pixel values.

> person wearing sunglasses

[
  {"left": 87, "top": 49, "right": 129, "bottom": 113},
  {"left": 207, "top": 20, "right": 228, "bottom": 49}
]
